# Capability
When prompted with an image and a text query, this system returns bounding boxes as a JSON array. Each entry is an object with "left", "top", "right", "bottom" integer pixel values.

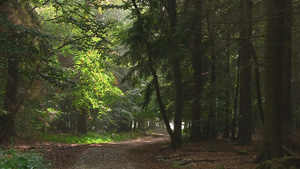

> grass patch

[
  {"left": 41, "top": 132, "right": 141, "bottom": 144},
  {"left": 0, "top": 148, "right": 51, "bottom": 169}
]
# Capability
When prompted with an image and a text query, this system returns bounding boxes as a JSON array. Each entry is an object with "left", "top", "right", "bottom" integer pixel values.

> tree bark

[
  {"left": 282, "top": 0, "right": 292, "bottom": 142},
  {"left": 231, "top": 55, "right": 240, "bottom": 140},
  {"left": 252, "top": 44, "right": 264, "bottom": 123},
  {"left": 190, "top": 0, "right": 203, "bottom": 142},
  {"left": 207, "top": 16, "right": 218, "bottom": 141},
  {"left": 258, "top": 0, "right": 285, "bottom": 161},
  {"left": 0, "top": 0, "right": 19, "bottom": 144},
  {"left": 173, "top": 58, "right": 183, "bottom": 147},
  {"left": 0, "top": 58, "right": 18, "bottom": 143},
  {"left": 224, "top": 38, "right": 231, "bottom": 139},
  {"left": 148, "top": 55, "right": 176, "bottom": 145},
  {"left": 239, "top": 0, "right": 252, "bottom": 145},
  {"left": 167, "top": 0, "right": 183, "bottom": 147}
]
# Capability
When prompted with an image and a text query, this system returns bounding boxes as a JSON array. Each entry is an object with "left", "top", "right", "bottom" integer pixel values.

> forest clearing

[{"left": 1, "top": 0, "right": 300, "bottom": 168}]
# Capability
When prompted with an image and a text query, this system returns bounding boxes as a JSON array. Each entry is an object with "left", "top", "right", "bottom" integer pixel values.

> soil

[{"left": 0, "top": 133, "right": 264, "bottom": 169}]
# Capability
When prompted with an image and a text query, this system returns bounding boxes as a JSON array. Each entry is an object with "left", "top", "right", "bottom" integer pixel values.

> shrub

[{"left": 0, "top": 148, "right": 51, "bottom": 169}]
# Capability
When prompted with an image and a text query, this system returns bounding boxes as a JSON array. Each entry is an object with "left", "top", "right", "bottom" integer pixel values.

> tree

[
  {"left": 189, "top": 0, "right": 204, "bottom": 142},
  {"left": 1, "top": 55, "right": 18, "bottom": 141},
  {"left": 120, "top": 0, "right": 190, "bottom": 147},
  {"left": 0, "top": 0, "right": 41, "bottom": 142},
  {"left": 167, "top": 0, "right": 184, "bottom": 147},
  {"left": 282, "top": 0, "right": 292, "bottom": 142},
  {"left": 205, "top": 15, "right": 219, "bottom": 141},
  {"left": 239, "top": 0, "right": 253, "bottom": 145},
  {"left": 38, "top": 0, "right": 124, "bottom": 134},
  {"left": 125, "top": 0, "right": 178, "bottom": 147},
  {"left": 258, "top": 0, "right": 286, "bottom": 161}
]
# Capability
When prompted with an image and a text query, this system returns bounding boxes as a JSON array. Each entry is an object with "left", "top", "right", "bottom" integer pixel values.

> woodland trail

[
  {"left": 4, "top": 132, "right": 262, "bottom": 169},
  {"left": 72, "top": 134, "right": 170, "bottom": 169}
]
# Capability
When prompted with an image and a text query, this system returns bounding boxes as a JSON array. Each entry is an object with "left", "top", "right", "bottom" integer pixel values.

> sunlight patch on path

[
  {"left": 73, "top": 134, "right": 169, "bottom": 169},
  {"left": 74, "top": 146, "right": 150, "bottom": 169}
]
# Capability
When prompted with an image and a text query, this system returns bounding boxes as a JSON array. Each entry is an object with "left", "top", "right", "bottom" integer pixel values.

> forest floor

[{"left": 0, "top": 132, "right": 267, "bottom": 169}]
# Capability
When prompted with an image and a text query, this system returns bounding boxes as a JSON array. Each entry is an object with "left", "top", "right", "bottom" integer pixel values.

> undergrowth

[
  {"left": 0, "top": 148, "right": 51, "bottom": 169},
  {"left": 41, "top": 131, "right": 140, "bottom": 144}
]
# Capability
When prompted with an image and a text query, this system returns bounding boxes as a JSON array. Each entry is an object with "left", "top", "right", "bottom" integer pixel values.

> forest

[{"left": 0, "top": 0, "right": 300, "bottom": 168}]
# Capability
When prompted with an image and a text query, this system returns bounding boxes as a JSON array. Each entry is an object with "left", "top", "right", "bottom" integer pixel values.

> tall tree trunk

[
  {"left": 239, "top": 0, "right": 252, "bottom": 145},
  {"left": 258, "top": 0, "right": 285, "bottom": 161},
  {"left": 0, "top": 58, "right": 18, "bottom": 143},
  {"left": 131, "top": 0, "right": 176, "bottom": 146},
  {"left": 0, "top": 0, "right": 19, "bottom": 145},
  {"left": 190, "top": 53, "right": 202, "bottom": 142},
  {"left": 207, "top": 17, "right": 218, "bottom": 141},
  {"left": 190, "top": 0, "right": 203, "bottom": 142},
  {"left": 252, "top": 44, "right": 264, "bottom": 123},
  {"left": 190, "top": 49, "right": 202, "bottom": 141},
  {"left": 231, "top": 55, "right": 240, "bottom": 140},
  {"left": 148, "top": 56, "right": 175, "bottom": 144},
  {"left": 173, "top": 58, "right": 183, "bottom": 147},
  {"left": 167, "top": 0, "right": 183, "bottom": 147},
  {"left": 210, "top": 56, "right": 218, "bottom": 140},
  {"left": 224, "top": 39, "right": 231, "bottom": 138},
  {"left": 282, "top": 0, "right": 292, "bottom": 143},
  {"left": 133, "top": 120, "right": 137, "bottom": 130}
]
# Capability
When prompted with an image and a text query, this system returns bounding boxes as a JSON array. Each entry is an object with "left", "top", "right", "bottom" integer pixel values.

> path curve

[{"left": 73, "top": 134, "right": 170, "bottom": 169}]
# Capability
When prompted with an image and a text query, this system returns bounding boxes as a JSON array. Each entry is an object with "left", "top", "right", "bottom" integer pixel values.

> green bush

[{"left": 0, "top": 148, "right": 51, "bottom": 169}]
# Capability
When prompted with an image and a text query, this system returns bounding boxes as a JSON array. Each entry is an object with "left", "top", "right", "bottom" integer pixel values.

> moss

[{"left": 256, "top": 156, "right": 300, "bottom": 169}]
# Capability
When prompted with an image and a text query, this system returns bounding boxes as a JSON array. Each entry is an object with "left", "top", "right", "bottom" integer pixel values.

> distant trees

[{"left": 121, "top": 0, "right": 295, "bottom": 159}]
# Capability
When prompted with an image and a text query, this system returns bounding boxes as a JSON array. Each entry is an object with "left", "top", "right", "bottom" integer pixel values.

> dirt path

[
  {"left": 3, "top": 133, "right": 264, "bottom": 168},
  {"left": 72, "top": 134, "right": 170, "bottom": 169}
]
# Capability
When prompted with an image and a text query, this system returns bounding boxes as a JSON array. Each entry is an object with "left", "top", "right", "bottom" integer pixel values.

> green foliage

[
  {"left": 1, "top": 0, "right": 164, "bottom": 140},
  {"left": 41, "top": 132, "right": 139, "bottom": 144},
  {"left": 72, "top": 50, "right": 123, "bottom": 110},
  {"left": 13, "top": 0, "right": 129, "bottom": 135},
  {"left": 0, "top": 9, "right": 75, "bottom": 89},
  {"left": 0, "top": 148, "right": 51, "bottom": 169}
]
